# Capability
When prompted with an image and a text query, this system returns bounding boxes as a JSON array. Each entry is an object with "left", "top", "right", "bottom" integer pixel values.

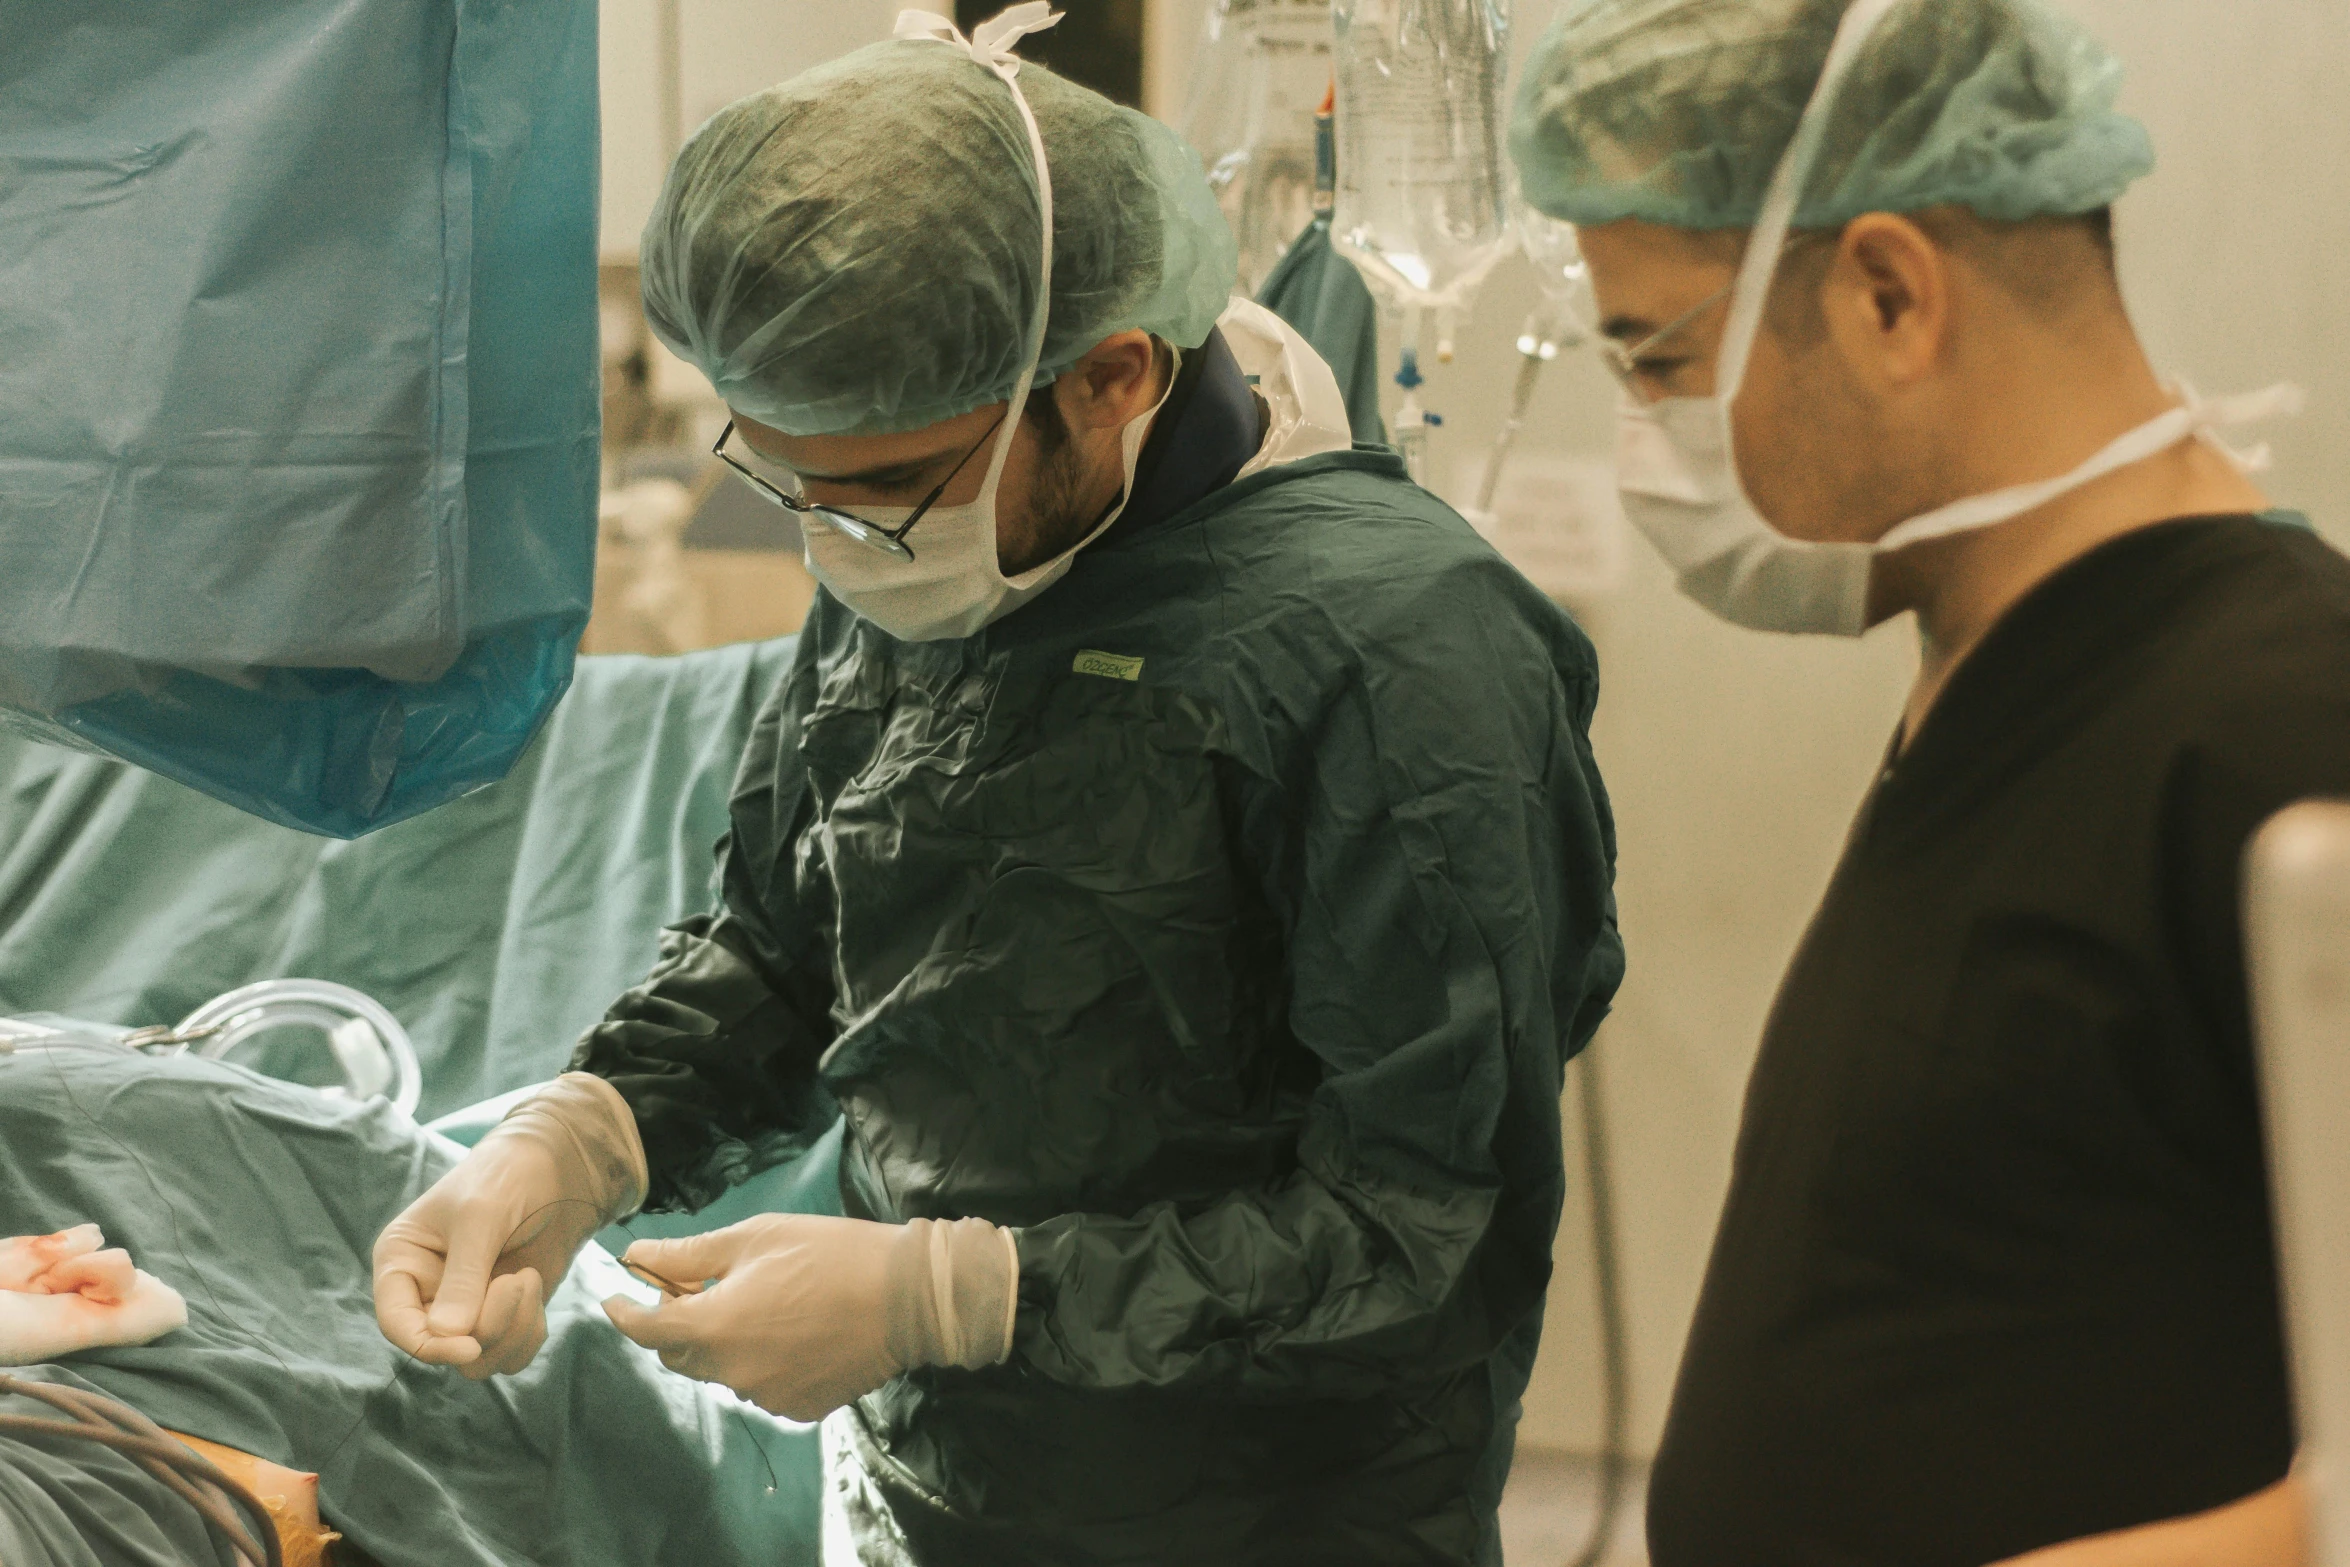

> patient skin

[
  {"left": 162, "top": 1430, "right": 337, "bottom": 1566},
  {"left": 0, "top": 1257, "right": 143, "bottom": 1342}
]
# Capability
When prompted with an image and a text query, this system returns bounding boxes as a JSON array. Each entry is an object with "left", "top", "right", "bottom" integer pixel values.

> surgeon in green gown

[{"left": 369, "top": 10, "right": 1622, "bottom": 1563}]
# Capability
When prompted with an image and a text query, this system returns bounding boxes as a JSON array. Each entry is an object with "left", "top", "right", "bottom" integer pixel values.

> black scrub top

[{"left": 1649, "top": 514, "right": 2350, "bottom": 1566}]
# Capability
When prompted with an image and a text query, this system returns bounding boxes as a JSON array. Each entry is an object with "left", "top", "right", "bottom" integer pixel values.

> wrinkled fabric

[
  {"left": 0, "top": 1365, "right": 239, "bottom": 1567},
  {"left": 0, "top": 640, "right": 795, "bottom": 1121},
  {"left": 0, "top": 1047, "right": 820, "bottom": 1566},
  {"left": 1508, "top": 0, "right": 2154, "bottom": 230},
  {"left": 576, "top": 447, "right": 1623, "bottom": 1562},
  {"left": 640, "top": 42, "right": 1232, "bottom": 436},
  {"left": 0, "top": 0, "right": 601, "bottom": 836}
]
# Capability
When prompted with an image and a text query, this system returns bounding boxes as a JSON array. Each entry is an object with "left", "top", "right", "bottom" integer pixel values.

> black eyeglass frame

[{"left": 710, "top": 410, "right": 1009, "bottom": 563}]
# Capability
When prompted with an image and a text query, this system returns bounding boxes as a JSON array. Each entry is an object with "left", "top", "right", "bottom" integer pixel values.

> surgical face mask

[
  {"left": 800, "top": 355, "right": 1179, "bottom": 642},
  {"left": 1613, "top": 0, "right": 2298, "bottom": 638}
]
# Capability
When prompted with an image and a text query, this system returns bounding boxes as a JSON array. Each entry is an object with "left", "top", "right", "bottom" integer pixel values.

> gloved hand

[
  {"left": 602, "top": 1213, "right": 1019, "bottom": 1422},
  {"left": 373, "top": 1073, "right": 647, "bottom": 1378}
]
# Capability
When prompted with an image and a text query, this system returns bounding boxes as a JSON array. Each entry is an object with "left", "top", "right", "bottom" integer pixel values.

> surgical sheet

[
  {"left": 0, "top": 1046, "right": 821, "bottom": 1566},
  {"left": 0, "top": 0, "right": 602, "bottom": 838},
  {"left": 0, "top": 639, "right": 798, "bottom": 1121}
]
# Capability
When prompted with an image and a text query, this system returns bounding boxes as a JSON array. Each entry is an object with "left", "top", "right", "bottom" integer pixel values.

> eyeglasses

[
  {"left": 1597, "top": 280, "right": 1737, "bottom": 401},
  {"left": 1597, "top": 235, "right": 1826, "bottom": 403},
  {"left": 710, "top": 410, "right": 1008, "bottom": 563}
]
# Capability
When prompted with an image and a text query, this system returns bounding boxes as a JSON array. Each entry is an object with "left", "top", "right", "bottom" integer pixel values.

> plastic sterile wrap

[{"left": 0, "top": 0, "right": 602, "bottom": 837}]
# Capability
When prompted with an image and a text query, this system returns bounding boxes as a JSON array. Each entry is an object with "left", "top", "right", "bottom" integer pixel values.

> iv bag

[
  {"left": 0, "top": 0, "right": 599, "bottom": 839},
  {"left": 1514, "top": 195, "right": 1594, "bottom": 352},
  {"left": 1181, "top": 0, "right": 1336, "bottom": 298},
  {"left": 1517, "top": 198, "right": 1589, "bottom": 313},
  {"left": 1330, "top": 0, "right": 1514, "bottom": 346}
]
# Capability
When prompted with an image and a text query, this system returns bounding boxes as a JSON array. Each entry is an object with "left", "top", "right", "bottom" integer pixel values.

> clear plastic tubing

[
  {"left": 1475, "top": 201, "right": 1593, "bottom": 512},
  {"left": 176, "top": 979, "right": 423, "bottom": 1118}
]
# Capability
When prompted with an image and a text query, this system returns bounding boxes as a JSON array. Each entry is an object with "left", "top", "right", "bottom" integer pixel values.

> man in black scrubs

[{"left": 1511, "top": 0, "right": 2336, "bottom": 1561}]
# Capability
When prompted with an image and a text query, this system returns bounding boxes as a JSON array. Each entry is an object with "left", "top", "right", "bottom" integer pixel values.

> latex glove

[
  {"left": 0, "top": 1230, "right": 188, "bottom": 1365},
  {"left": 373, "top": 1073, "right": 647, "bottom": 1378},
  {"left": 603, "top": 1213, "right": 1018, "bottom": 1422}
]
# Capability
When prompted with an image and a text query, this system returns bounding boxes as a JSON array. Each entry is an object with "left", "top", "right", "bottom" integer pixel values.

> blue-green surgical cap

[
  {"left": 1507, "top": 0, "right": 2156, "bottom": 232},
  {"left": 642, "top": 40, "right": 1237, "bottom": 437}
]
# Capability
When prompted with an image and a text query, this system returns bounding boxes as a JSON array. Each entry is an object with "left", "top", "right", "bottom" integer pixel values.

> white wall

[
  {"left": 599, "top": 1, "right": 909, "bottom": 256},
  {"left": 600, "top": 0, "right": 2350, "bottom": 1462}
]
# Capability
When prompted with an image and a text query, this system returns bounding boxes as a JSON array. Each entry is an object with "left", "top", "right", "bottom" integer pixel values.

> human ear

[
  {"left": 1824, "top": 214, "right": 1949, "bottom": 391},
  {"left": 1056, "top": 330, "right": 1162, "bottom": 434}
]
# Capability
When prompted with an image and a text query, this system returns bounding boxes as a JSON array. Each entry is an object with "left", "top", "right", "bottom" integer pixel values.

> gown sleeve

[
  {"left": 1010, "top": 553, "right": 1624, "bottom": 1398},
  {"left": 569, "top": 635, "right": 843, "bottom": 1214}
]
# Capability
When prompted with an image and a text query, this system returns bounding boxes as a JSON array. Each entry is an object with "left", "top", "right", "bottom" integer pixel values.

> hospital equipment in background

[
  {"left": 1328, "top": 0, "right": 1515, "bottom": 355},
  {"left": 1251, "top": 87, "right": 1390, "bottom": 444},
  {"left": 1195, "top": 0, "right": 1607, "bottom": 529},
  {"left": 593, "top": 258, "right": 813, "bottom": 657},
  {"left": 0, "top": 0, "right": 601, "bottom": 839},
  {"left": 172, "top": 981, "right": 423, "bottom": 1120},
  {"left": 1330, "top": 0, "right": 1515, "bottom": 483},
  {"left": 1197, "top": 1, "right": 1612, "bottom": 589},
  {"left": 0, "top": 980, "right": 423, "bottom": 1120},
  {"left": 595, "top": 472, "right": 722, "bottom": 657},
  {"left": 1181, "top": 0, "right": 1337, "bottom": 296},
  {"left": 1468, "top": 200, "right": 1594, "bottom": 521},
  {"left": 1198, "top": 15, "right": 1624, "bottom": 1558},
  {"left": 2247, "top": 802, "right": 2350, "bottom": 1565}
]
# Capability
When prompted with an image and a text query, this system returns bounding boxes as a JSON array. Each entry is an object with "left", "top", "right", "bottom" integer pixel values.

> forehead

[
  {"left": 732, "top": 403, "right": 999, "bottom": 471},
  {"left": 1578, "top": 219, "right": 1745, "bottom": 322}
]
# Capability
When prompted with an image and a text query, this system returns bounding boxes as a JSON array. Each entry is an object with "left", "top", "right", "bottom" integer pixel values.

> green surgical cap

[
  {"left": 642, "top": 40, "right": 1237, "bottom": 437},
  {"left": 1507, "top": 0, "right": 2155, "bottom": 232}
]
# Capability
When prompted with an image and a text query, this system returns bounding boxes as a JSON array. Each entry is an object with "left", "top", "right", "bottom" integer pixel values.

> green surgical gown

[{"left": 575, "top": 446, "right": 1623, "bottom": 1565}]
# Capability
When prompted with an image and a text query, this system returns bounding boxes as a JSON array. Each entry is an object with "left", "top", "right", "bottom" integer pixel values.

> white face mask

[
  {"left": 800, "top": 351, "right": 1179, "bottom": 643},
  {"left": 1612, "top": 0, "right": 2300, "bottom": 638}
]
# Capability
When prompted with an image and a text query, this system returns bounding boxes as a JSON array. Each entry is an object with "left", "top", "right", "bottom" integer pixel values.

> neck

[{"left": 1873, "top": 352, "right": 2270, "bottom": 745}]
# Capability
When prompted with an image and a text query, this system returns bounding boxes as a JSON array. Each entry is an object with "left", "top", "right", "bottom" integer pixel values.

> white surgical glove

[
  {"left": 372, "top": 1073, "right": 647, "bottom": 1378},
  {"left": 602, "top": 1213, "right": 1019, "bottom": 1422}
]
